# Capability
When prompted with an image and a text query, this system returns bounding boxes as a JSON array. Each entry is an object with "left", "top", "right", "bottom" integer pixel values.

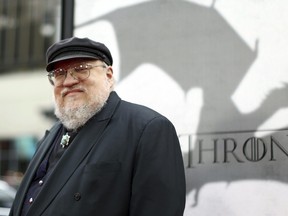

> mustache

[{"left": 61, "top": 86, "right": 86, "bottom": 97}]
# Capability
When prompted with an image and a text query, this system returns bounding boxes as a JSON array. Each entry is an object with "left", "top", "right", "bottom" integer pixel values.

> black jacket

[{"left": 10, "top": 91, "right": 186, "bottom": 216}]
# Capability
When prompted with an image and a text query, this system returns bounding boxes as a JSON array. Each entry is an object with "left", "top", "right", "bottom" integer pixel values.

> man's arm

[{"left": 130, "top": 116, "right": 186, "bottom": 216}]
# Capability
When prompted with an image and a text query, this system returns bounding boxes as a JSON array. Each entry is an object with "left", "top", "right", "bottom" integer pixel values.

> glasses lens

[
  {"left": 47, "top": 64, "right": 95, "bottom": 86},
  {"left": 48, "top": 73, "right": 55, "bottom": 85},
  {"left": 50, "top": 68, "right": 66, "bottom": 86},
  {"left": 73, "top": 64, "right": 91, "bottom": 81}
]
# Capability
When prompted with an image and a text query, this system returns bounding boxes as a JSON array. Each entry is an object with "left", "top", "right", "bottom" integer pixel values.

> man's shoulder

[
  {"left": 121, "top": 99, "right": 160, "bottom": 115},
  {"left": 118, "top": 99, "right": 170, "bottom": 124},
  {"left": 109, "top": 92, "right": 172, "bottom": 125}
]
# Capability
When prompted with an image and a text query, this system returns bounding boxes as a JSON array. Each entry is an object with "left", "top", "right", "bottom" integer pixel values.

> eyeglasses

[{"left": 47, "top": 63, "right": 107, "bottom": 86}]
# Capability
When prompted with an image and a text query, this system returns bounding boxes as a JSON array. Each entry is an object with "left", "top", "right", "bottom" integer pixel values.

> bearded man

[{"left": 9, "top": 37, "right": 186, "bottom": 216}]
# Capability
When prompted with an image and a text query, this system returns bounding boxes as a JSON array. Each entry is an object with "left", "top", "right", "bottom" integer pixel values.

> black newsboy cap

[{"left": 46, "top": 37, "right": 113, "bottom": 71}]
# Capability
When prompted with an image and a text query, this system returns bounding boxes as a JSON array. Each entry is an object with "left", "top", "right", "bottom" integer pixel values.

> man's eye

[
  {"left": 54, "top": 69, "right": 66, "bottom": 77},
  {"left": 74, "top": 65, "right": 89, "bottom": 73}
]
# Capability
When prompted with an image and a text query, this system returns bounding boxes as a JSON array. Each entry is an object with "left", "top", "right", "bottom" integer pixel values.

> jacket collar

[{"left": 12, "top": 122, "right": 61, "bottom": 216}]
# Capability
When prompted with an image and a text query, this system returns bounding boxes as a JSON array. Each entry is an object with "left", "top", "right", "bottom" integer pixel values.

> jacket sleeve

[{"left": 129, "top": 116, "right": 186, "bottom": 216}]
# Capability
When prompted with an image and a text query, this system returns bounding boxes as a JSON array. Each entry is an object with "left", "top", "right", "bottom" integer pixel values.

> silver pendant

[{"left": 60, "top": 133, "right": 70, "bottom": 148}]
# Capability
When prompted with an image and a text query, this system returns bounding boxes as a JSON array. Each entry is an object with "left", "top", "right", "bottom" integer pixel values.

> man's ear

[{"left": 106, "top": 66, "right": 113, "bottom": 79}]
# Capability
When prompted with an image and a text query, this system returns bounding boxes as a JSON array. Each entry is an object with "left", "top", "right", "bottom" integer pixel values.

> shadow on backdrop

[{"left": 73, "top": 0, "right": 288, "bottom": 206}]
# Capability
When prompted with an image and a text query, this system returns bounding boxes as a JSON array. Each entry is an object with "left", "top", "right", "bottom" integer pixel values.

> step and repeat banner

[{"left": 74, "top": 0, "right": 288, "bottom": 215}]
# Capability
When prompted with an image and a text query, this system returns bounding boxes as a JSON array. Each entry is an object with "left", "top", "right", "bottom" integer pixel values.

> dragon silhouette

[{"left": 71, "top": 0, "right": 288, "bottom": 206}]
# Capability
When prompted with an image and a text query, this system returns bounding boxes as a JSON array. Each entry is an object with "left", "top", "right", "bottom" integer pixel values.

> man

[{"left": 10, "top": 37, "right": 186, "bottom": 216}]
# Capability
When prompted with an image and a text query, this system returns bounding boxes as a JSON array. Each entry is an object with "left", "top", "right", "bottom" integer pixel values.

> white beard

[{"left": 54, "top": 80, "right": 111, "bottom": 131}]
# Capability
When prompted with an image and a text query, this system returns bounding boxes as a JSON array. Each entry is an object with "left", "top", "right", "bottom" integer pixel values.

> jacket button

[
  {"left": 74, "top": 193, "right": 81, "bottom": 201},
  {"left": 29, "top": 197, "right": 33, "bottom": 204}
]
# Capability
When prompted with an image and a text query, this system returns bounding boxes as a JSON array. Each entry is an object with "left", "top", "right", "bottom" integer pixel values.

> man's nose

[{"left": 62, "top": 70, "right": 79, "bottom": 86}]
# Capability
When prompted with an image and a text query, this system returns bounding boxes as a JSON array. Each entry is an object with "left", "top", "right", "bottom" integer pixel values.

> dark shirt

[{"left": 20, "top": 126, "right": 78, "bottom": 216}]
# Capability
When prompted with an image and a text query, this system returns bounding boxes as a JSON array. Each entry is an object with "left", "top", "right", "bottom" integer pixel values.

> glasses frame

[{"left": 47, "top": 63, "right": 107, "bottom": 86}]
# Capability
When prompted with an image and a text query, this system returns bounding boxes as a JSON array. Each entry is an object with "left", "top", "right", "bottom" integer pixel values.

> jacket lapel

[
  {"left": 12, "top": 123, "right": 62, "bottom": 216},
  {"left": 27, "top": 92, "right": 121, "bottom": 216}
]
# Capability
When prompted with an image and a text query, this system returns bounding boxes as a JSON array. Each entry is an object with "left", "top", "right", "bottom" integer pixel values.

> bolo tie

[{"left": 60, "top": 130, "right": 78, "bottom": 148}]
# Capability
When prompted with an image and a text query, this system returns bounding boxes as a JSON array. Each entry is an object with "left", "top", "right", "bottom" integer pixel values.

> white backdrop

[{"left": 74, "top": 0, "right": 288, "bottom": 215}]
